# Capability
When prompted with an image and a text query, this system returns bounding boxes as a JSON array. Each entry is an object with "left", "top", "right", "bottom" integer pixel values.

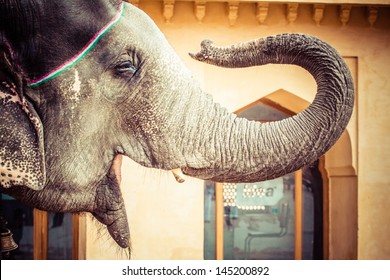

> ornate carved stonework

[
  {"left": 339, "top": 5, "right": 352, "bottom": 26},
  {"left": 195, "top": 1, "right": 207, "bottom": 23},
  {"left": 163, "top": 0, "right": 175, "bottom": 23},
  {"left": 126, "top": 1, "right": 386, "bottom": 28},
  {"left": 313, "top": 4, "right": 325, "bottom": 26},
  {"left": 367, "top": 6, "right": 379, "bottom": 27},
  {"left": 256, "top": 2, "right": 269, "bottom": 25},
  {"left": 228, "top": 2, "right": 240, "bottom": 26},
  {"left": 286, "top": 3, "right": 299, "bottom": 24}
]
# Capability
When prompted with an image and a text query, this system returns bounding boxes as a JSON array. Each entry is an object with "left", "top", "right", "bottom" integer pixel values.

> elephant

[{"left": 0, "top": 0, "right": 354, "bottom": 253}]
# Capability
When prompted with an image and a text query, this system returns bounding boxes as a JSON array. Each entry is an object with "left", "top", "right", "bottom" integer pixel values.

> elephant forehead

[{"left": 109, "top": 4, "right": 172, "bottom": 55}]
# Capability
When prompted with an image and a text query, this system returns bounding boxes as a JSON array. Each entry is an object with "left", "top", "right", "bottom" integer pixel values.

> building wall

[{"left": 85, "top": 1, "right": 390, "bottom": 259}]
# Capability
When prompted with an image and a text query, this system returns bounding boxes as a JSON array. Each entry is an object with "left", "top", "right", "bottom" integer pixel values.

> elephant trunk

[{"left": 183, "top": 34, "right": 354, "bottom": 182}]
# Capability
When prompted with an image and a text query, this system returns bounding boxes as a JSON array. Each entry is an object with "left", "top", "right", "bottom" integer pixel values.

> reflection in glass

[
  {"left": 48, "top": 212, "right": 72, "bottom": 260},
  {"left": 222, "top": 174, "right": 297, "bottom": 260},
  {"left": 204, "top": 181, "right": 216, "bottom": 260},
  {"left": 1, "top": 194, "right": 34, "bottom": 260}
]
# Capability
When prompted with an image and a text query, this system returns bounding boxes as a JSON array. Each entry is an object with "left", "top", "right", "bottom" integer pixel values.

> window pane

[
  {"left": 204, "top": 181, "right": 216, "bottom": 259},
  {"left": 302, "top": 183, "right": 314, "bottom": 259},
  {"left": 1, "top": 194, "right": 34, "bottom": 260},
  {"left": 302, "top": 163, "right": 323, "bottom": 260},
  {"left": 47, "top": 212, "right": 72, "bottom": 260},
  {"left": 223, "top": 174, "right": 296, "bottom": 260}
]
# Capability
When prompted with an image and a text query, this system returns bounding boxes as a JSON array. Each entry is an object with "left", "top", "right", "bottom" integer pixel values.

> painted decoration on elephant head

[{"left": 223, "top": 177, "right": 284, "bottom": 210}]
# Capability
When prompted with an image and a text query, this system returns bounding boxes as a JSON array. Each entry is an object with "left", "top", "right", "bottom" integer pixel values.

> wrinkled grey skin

[{"left": 0, "top": 2, "right": 354, "bottom": 251}]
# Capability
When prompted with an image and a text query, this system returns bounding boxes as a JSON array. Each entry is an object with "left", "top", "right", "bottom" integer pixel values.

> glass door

[{"left": 203, "top": 99, "right": 324, "bottom": 260}]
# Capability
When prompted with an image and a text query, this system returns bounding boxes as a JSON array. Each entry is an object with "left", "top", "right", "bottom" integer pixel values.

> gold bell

[{"left": 1, "top": 228, "right": 18, "bottom": 252}]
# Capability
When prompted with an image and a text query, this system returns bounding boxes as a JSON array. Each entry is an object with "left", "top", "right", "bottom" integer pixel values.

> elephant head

[{"left": 0, "top": 0, "right": 354, "bottom": 251}]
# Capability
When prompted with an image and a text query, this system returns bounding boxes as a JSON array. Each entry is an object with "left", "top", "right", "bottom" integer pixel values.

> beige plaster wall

[{"left": 85, "top": 2, "right": 390, "bottom": 259}]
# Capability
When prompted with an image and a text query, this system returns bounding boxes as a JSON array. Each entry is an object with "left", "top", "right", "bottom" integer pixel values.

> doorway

[{"left": 204, "top": 95, "right": 325, "bottom": 260}]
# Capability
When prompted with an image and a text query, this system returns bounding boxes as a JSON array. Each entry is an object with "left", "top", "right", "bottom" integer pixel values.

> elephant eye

[{"left": 114, "top": 61, "right": 137, "bottom": 77}]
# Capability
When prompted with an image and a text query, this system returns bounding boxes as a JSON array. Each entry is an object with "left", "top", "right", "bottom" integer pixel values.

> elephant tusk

[{"left": 171, "top": 168, "right": 186, "bottom": 183}]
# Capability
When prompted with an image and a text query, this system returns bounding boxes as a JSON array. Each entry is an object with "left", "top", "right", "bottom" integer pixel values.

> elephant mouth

[
  {"left": 92, "top": 154, "right": 130, "bottom": 248},
  {"left": 96, "top": 157, "right": 185, "bottom": 249},
  {"left": 111, "top": 154, "right": 123, "bottom": 184}
]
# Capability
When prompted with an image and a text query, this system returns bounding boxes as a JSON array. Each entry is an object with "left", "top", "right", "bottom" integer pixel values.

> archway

[{"left": 261, "top": 89, "right": 358, "bottom": 259}]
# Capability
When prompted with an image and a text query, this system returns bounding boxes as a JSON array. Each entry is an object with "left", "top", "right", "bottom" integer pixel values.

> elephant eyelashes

[{"left": 114, "top": 61, "right": 138, "bottom": 78}]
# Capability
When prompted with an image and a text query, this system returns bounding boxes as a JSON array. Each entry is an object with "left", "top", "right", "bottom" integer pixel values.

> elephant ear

[{"left": 0, "top": 44, "right": 46, "bottom": 190}]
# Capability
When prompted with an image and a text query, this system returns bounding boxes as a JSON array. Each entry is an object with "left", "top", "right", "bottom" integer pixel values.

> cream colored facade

[{"left": 82, "top": 0, "right": 390, "bottom": 260}]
